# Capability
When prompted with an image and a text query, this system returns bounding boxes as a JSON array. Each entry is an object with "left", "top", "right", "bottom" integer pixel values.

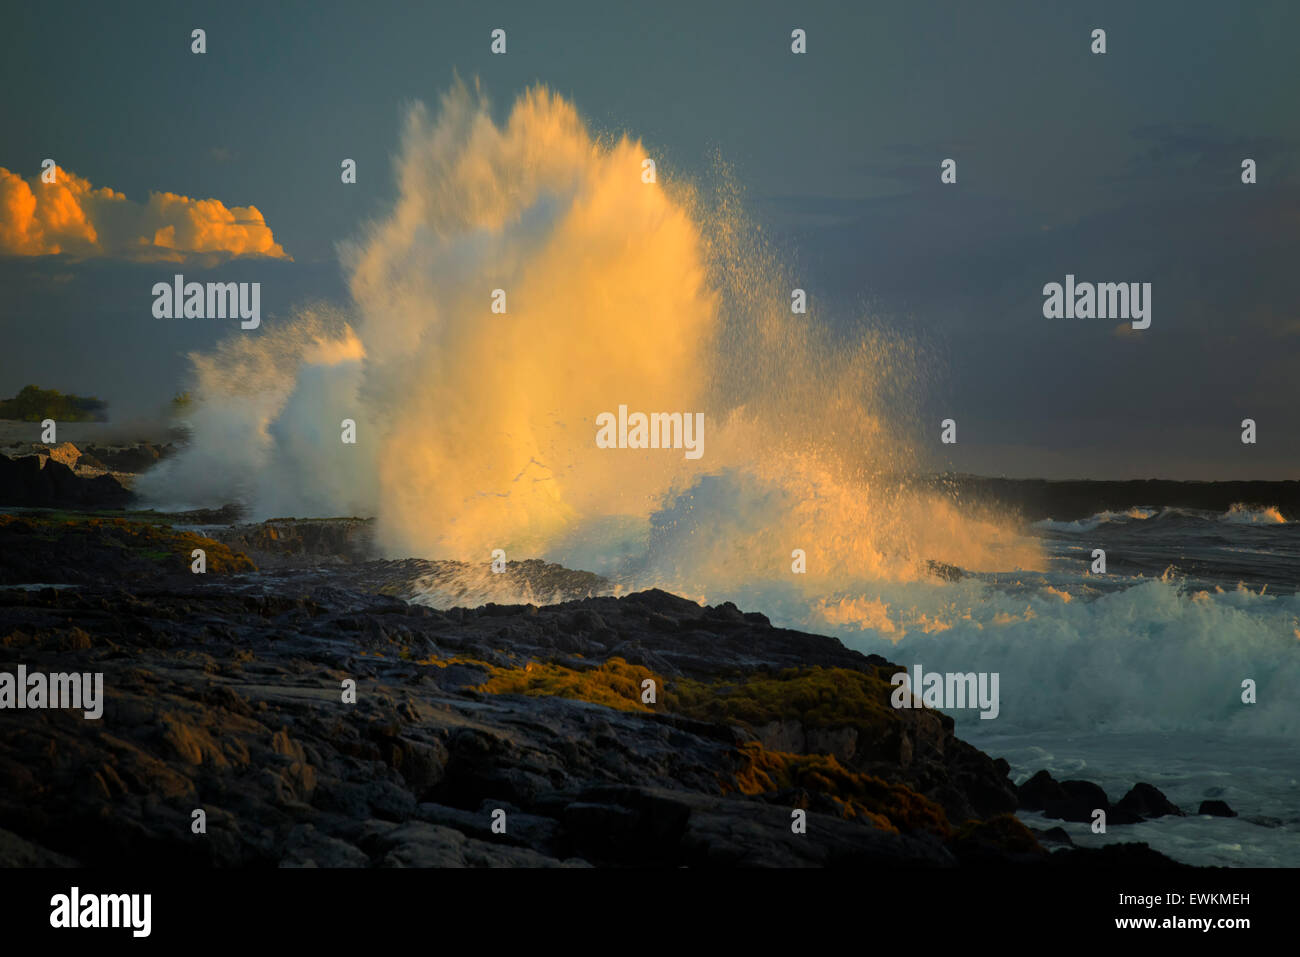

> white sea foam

[{"left": 1033, "top": 507, "right": 1157, "bottom": 532}]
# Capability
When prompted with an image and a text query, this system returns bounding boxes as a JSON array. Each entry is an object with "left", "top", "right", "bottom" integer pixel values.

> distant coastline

[{"left": 923, "top": 474, "right": 1300, "bottom": 523}]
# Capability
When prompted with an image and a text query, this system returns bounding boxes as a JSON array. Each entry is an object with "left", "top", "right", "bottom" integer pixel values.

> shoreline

[{"left": 0, "top": 508, "right": 1201, "bottom": 868}]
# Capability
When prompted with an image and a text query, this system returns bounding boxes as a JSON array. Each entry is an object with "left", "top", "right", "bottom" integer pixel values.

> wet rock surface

[
  {"left": 1197, "top": 800, "right": 1237, "bottom": 818},
  {"left": 1019, "top": 769, "right": 1222, "bottom": 829},
  {"left": 0, "top": 515, "right": 1188, "bottom": 867},
  {"left": 0, "top": 453, "right": 132, "bottom": 509}
]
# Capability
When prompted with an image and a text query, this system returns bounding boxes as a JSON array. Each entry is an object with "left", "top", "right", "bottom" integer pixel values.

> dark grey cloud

[{"left": 1, "top": 0, "right": 1296, "bottom": 478}]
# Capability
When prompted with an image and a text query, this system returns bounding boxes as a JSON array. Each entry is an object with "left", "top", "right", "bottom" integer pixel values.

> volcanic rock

[
  {"left": 0, "top": 515, "right": 1187, "bottom": 868},
  {"left": 1116, "top": 783, "right": 1185, "bottom": 819},
  {"left": 1197, "top": 800, "right": 1237, "bottom": 817}
]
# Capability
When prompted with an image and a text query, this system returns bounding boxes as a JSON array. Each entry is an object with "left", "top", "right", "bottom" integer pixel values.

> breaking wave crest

[
  {"left": 139, "top": 80, "right": 1041, "bottom": 607},
  {"left": 1034, "top": 503, "right": 1286, "bottom": 532}
]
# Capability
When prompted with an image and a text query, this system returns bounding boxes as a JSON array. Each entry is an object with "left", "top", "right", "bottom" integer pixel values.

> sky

[{"left": 1, "top": 0, "right": 1297, "bottom": 479}]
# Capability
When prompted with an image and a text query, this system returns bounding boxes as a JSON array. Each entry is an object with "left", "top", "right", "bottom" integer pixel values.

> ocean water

[
  {"left": 973, "top": 730, "right": 1300, "bottom": 867},
  {"left": 846, "top": 504, "right": 1300, "bottom": 867}
]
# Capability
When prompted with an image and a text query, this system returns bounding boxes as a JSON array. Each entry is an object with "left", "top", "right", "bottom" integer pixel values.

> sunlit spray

[{"left": 140, "top": 80, "right": 1041, "bottom": 623}]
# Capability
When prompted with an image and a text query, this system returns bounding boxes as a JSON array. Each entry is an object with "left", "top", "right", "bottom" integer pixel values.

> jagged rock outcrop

[
  {"left": 1020, "top": 770, "right": 1189, "bottom": 827},
  {"left": 0, "top": 453, "right": 132, "bottom": 508},
  {"left": 1198, "top": 800, "right": 1237, "bottom": 817},
  {"left": 1116, "top": 782, "right": 1185, "bottom": 819},
  {"left": 0, "top": 515, "right": 1186, "bottom": 868},
  {"left": 210, "top": 518, "right": 377, "bottom": 566},
  {"left": 76, "top": 442, "right": 172, "bottom": 474}
]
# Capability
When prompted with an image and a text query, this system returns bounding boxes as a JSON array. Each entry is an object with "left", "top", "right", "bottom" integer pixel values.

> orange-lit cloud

[{"left": 0, "top": 165, "right": 289, "bottom": 262}]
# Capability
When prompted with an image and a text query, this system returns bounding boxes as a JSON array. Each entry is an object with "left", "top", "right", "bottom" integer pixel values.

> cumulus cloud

[{"left": 0, "top": 165, "right": 289, "bottom": 262}]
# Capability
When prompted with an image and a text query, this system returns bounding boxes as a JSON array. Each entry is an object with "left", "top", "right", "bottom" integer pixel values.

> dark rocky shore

[{"left": 0, "top": 505, "right": 1190, "bottom": 868}]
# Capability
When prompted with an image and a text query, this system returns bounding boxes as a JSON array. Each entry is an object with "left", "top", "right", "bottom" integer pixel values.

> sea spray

[{"left": 139, "top": 80, "right": 1041, "bottom": 611}]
